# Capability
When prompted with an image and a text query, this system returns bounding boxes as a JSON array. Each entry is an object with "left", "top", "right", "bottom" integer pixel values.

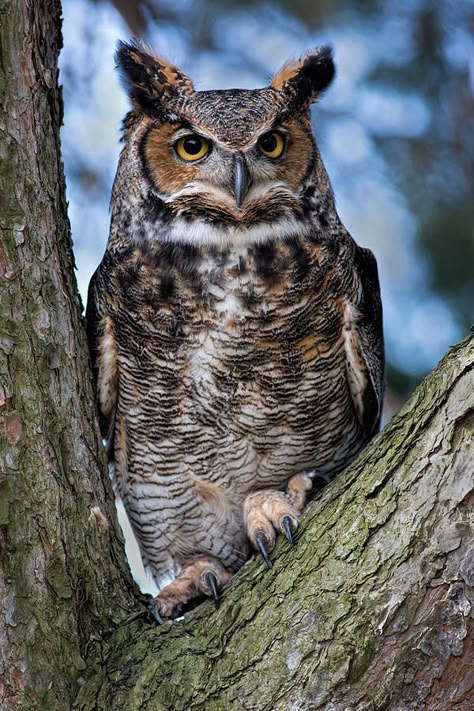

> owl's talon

[
  {"left": 245, "top": 481, "right": 310, "bottom": 564},
  {"left": 255, "top": 532, "right": 273, "bottom": 568},
  {"left": 148, "top": 602, "right": 163, "bottom": 625},
  {"left": 280, "top": 515, "right": 296, "bottom": 544},
  {"left": 148, "top": 557, "right": 233, "bottom": 620},
  {"left": 203, "top": 571, "right": 220, "bottom": 607}
]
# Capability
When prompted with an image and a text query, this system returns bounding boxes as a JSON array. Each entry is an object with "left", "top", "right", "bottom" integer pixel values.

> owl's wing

[
  {"left": 345, "top": 244, "right": 385, "bottom": 437},
  {"left": 86, "top": 266, "right": 118, "bottom": 456}
]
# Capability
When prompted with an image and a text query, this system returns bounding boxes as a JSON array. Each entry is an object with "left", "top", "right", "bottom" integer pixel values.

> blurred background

[{"left": 59, "top": 0, "right": 473, "bottom": 593}]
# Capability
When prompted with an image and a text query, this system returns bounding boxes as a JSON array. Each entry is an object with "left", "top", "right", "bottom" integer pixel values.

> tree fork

[
  {"left": 0, "top": 1, "right": 472, "bottom": 710},
  {"left": 75, "top": 333, "right": 474, "bottom": 710}
]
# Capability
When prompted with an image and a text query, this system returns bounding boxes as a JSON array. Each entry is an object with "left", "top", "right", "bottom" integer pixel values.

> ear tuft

[
  {"left": 271, "top": 46, "right": 335, "bottom": 109},
  {"left": 115, "top": 39, "right": 194, "bottom": 112}
]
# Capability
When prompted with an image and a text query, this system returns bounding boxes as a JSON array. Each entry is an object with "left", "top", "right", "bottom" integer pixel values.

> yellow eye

[
  {"left": 175, "top": 134, "right": 210, "bottom": 162},
  {"left": 258, "top": 131, "right": 285, "bottom": 159}
]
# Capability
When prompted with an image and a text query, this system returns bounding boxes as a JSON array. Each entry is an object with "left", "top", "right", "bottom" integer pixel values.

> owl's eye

[
  {"left": 174, "top": 134, "right": 210, "bottom": 162},
  {"left": 258, "top": 131, "right": 286, "bottom": 159}
]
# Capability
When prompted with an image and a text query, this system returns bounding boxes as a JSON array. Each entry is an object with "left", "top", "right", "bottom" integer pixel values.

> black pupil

[
  {"left": 183, "top": 136, "right": 203, "bottom": 155},
  {"left": 260, "top": 133, "right": 278, "bottom": 153}
]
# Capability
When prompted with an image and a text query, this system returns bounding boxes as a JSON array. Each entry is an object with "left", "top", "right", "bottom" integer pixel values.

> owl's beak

[{"left": 233, "top": 155, "right": 249, "bottom": 207}]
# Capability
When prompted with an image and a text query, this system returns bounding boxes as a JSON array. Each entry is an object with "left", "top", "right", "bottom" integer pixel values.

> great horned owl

[{"left": 87, "top": 40, "right": 384, "bottom": 620}]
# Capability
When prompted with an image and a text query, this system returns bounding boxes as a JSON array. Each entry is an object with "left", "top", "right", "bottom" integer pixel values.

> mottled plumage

[{"left": 87, "top": 40, "right": 384, "bottom": 618}]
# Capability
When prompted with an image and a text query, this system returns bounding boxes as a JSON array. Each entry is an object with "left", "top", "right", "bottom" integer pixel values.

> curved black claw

[
  {"left": 281, "top": 515, "right": 295, "bottom": 545},
  {"left": 148, "top": 602, "right": 163, "bottom": 625},
  {"left": 204, "top": 571, "right": 220, "bottom": 608},
  {"left": 255, "top": 532, "right": 273, "bottom": 568}
]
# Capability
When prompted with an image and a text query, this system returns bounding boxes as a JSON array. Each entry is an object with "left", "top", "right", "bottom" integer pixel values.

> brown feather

[{"left": 87, "top": 43, "right": 384, "bottom": 603}]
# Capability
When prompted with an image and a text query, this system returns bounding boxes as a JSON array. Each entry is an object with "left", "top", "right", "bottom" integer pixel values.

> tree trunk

[
  {"left": 0, "top": 1, "right": 136, "bottom": 709},
  {"left": 1, "top": 2, "right": 473, "bottom": 710}
]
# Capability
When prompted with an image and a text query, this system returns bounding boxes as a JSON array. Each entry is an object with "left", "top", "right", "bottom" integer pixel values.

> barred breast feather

[{"left": 87, "top": 226, "right": 383, "bottom": 581}]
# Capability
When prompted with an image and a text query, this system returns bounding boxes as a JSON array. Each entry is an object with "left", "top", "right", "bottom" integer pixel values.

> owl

[{"left": 87, "top": 40, "right": 384, "bottom": 621}]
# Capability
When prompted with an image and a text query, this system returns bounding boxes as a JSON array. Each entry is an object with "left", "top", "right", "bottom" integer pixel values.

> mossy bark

[
  {"left": 1, "top": 2, "right": 473, "bottom": 710},
  {"left": 0, "top": 2, "right": 136, "bottom": 709}
]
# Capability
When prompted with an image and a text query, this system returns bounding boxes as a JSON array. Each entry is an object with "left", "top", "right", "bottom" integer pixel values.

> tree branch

[{"left": 76, "top": 334, "right": 474, "bottom": 710}]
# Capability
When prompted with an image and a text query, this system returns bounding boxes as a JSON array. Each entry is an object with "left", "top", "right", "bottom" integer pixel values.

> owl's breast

[
  {"left": 111, "top": 237, "right": 347, "bottom": 408},
  {"left": 108, "top": 236, "right": 364, "bottom": 493},
  {"left": 177, "top": 245, "right": 345, "bottom": 432}
]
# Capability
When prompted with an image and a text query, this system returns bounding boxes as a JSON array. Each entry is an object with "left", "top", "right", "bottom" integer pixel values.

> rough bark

[
  {"left": 0, "top": 2, "right": 136, "bottom": 709},
  {"left": 1, "top": 2, "right": 473, "bottom": 711}
]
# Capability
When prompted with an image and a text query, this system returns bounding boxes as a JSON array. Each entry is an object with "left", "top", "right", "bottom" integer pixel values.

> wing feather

[
  {"left": 346, "top": 244, "right": 385, "bottom": 436},
  {"left": 86, "top": 267, "right": 118, "bottom": 455}
]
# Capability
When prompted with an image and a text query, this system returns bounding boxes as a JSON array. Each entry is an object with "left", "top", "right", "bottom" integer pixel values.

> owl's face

[{"left": 115, "top": 41, "right": 335, "bottom": 244}]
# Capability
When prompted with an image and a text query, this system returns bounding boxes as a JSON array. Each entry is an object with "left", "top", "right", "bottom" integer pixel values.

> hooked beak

[{"left": 233, "top": 155, "right": 249, "bottom": 207}]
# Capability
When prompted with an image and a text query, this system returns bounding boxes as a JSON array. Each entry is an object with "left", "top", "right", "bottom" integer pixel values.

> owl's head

[{"left": 114, "top": 40, "right": 335, "bottom": 245}]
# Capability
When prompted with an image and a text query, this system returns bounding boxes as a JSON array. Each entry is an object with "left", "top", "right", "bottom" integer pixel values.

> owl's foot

[
  {"left": 244, "top": 472, "right": 313, "bottom": 567},
  {"left": 148, "top": 556, "right": 233, "bottom": 623}
]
